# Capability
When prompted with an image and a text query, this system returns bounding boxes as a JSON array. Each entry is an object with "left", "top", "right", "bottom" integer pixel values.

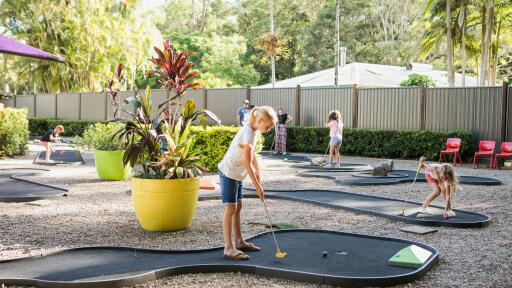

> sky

[{"left": 138, "top": 0, "right": 167, "bottom": 13}]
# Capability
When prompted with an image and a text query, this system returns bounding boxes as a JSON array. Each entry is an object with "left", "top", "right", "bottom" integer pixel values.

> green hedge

[
  {"left": 29, "top": 118, "right": 99, "bottom": 137},
  {"left": 192, "top": 126, "right": 263, "bottom": 172},
  {"left": 0, "top": 108, "right": 29, "bottom": 157},
  {"left": 263, "top": 127, "right": 474, "bottom": 161}
]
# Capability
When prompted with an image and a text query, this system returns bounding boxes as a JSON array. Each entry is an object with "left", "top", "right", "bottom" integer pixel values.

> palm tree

[{"left": 446, "top": 0, "right": 455, "bottom": 86}]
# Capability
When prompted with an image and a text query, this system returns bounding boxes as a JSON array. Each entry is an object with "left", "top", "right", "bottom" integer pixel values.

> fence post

[
  {"left": 13, "top": 94, "right": 17, "bottom": 108},
  {"left": 246, "top": 86, "right": 251, "bottom": 103},
  {"left": 204, "top": 89, "right": 208, "bottom": 110},
  {"left": 104, "top": 93, "right": 108, "bottom": 120},
  {"left": 33, "top": 93, "right": 37, "bottom": 118},
  {"left": 501, "top": 81, "right": 509, "bottom": 143},
  {"left": 351, "top": 84, "right": 358, "bottom": 128},
  {"left": 295, "top": 85, "right": 301, "bottom": 126},
  {"left": 54, "top": 94, "right": 58, "bottom": 119},
  {"left": 78, "top": 93, "right": 82, "bottom": 120},
  {"left": 420, "top": 87, "right": 427, "bottom": 130}
]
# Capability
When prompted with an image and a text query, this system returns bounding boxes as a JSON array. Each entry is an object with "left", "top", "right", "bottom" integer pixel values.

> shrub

[
  {"left": 263, "top": 127, "right": 474, "bottom": 161},
  {"left": 0, "top": 108, "right": 29, "bottom": 157},
  {"left": 400, "top": 73, "right": 435, "bottom": 87},
  {"left": 74, "top": 122, "right": 126, "bottom": 151},
  {"left": 29, "top": 118, "right": 99, "bottom": 137},
  {"left": 192, "top": 126, "right": 263, "bottom": 172}
]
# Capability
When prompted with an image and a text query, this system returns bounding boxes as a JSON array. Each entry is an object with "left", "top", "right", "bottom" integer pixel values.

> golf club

[
  {"left": 261, "top": 199, "right": 287, "bottom": 259},
  {"left": 322, "top": 144, "right": 330, "bottom": 166},
  {"left": 398, "top": 157, "right": 426, "bottom": 216}
]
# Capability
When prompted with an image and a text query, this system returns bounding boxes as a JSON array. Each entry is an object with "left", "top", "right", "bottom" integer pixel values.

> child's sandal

[
  {"left": 223, "top": 251, "right": 250, "bottom": 260},
  {"left": 236, "top": 242, "right": 261, "bottom": 252}
]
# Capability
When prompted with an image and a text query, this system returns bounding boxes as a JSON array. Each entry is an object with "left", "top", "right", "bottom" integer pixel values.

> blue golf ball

[{"left": 322, "top": 251, "right": 328, "bottom": 257}]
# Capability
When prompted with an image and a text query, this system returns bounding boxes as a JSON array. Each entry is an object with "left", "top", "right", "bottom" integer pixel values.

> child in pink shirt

[{"left": 324, "top": 111, "right": 344, "bottom": 168}]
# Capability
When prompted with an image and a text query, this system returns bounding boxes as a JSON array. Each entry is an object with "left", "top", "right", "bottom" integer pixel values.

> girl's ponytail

[
  {"left": 249, "top": 106, "right": 277, "bottom": 126},
  {"left": 249, "top": 107, "right": 260, "bottom": 126}
]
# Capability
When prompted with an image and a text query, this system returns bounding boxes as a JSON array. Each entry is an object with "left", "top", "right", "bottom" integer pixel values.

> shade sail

[{"left": 0, "top": 35, "right": 64, "bottom": 63}]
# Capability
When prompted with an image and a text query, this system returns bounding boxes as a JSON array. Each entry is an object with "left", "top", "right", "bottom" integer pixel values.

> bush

[
  {"left": 191, "top": 126, "right": 263, "bottom": 172},
  {"left": 0, "top": 108, "right": 29, "bottom": 157},
  {"left": 400, "top": 73, "right": 435, "bottom": 87},
  {"left": 74, "top": 122, "right": 126, "bottom": 151},
  {"left": 263, "top": 127, "right": 474, "bottom": 161},
  {"left": 29, "top": 118, "right": 99, "bottom": 137}
]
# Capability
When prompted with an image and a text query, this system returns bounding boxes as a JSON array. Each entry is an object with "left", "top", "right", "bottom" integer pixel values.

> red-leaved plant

[
  {"left": 147, "top": 40, "right": 220, "bottom": 130},
  {"left": 114, "top": 40, "right": 220, "bottom": 179},
  {"left": 105, "top": 63, "right": 125, "bottom": 118}
]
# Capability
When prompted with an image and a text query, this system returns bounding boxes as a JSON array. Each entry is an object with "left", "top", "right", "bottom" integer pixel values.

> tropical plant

[
  {"left": 114, "top": 41, "right": 220, "bottom": 179},
  {"left": 114, "top": 87, "right": 206, "bottom": 179},
  {"left": 74, "top": 122, "right": 125, "bottom": 151},
  {"left": 105, "top": 64, "right": 125, "bottom": 118},
  {"left": 400, "top": 73, "right": 436, "bottom": 87},
  {"left": 254, "top": 32, "right": 291, "bottom": 61},
  {"left": 0, "top": 0, "right": 156, "bottom": 93},
  {"left": 146, "top": 40, "right": 221, "bottom": 130}
]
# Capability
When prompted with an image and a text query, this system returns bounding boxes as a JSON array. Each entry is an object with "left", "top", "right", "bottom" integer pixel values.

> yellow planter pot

[{"left": 131, "top": 177, "right": 200, "bottom": 232}]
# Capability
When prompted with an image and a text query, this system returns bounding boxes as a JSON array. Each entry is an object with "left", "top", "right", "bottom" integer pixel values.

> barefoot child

[
  {"left": 418, "top": 156, "right": 459, "bottom": 218},
  {"left": 40, "top": 125, "right": 64, "bottom": 162},
  {"left": 218, "top": 106, "right": 277, "bottom": 260},
  {"left": 324, "top": 111, "right": 343, "bottom": 168}
]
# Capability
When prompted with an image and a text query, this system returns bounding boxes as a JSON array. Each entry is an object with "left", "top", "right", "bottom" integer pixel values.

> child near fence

[
  {"left": 324, "top": 111, "right": 343, "bottom": 168},
  {"left": 273, "top": 106, "right": 293, "bottom": 155},
  {"left": 39, "top": 125, "right": 64, "bottom": 163}
]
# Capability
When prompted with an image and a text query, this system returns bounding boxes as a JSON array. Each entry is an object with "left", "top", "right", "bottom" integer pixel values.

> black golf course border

[
  {"left": 297, "top": 169, "right": 503, "bottom": 186},
  {"left": 0, "top": 168, "right": 68, "bottom": 202},
  {"left": 0, "top": 229, "right": 439, "bottom": 288},
  {"left": 34, "top": 150, "right": 86, "bottom": 165},
  {"left": 227, "top": 188, "right": 492, "bottom": 228}
]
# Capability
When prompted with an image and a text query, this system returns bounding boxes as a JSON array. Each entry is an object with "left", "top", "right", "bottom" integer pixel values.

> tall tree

[
  {"left": 446, "top": 0, "right": 455, "bottom": 86},
  {"left": 480, "top": 0, "right": 494, "bottom": 85},
  {"left": 335, "top": 0, "right": 340, "bottom": 86},
  {"left": 0, "top": 0, "right": 156, "bottom": 92},
  {"left": 200, "top": 0, "right": 210, "bottom": 33},
  {"left": 458, "top": 0, "right": 466, "bottom": 86}
]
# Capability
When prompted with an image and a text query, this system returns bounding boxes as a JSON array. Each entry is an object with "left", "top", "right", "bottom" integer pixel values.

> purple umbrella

[{"left": 0, "top": 35, "right": 64, "bottom": 63}]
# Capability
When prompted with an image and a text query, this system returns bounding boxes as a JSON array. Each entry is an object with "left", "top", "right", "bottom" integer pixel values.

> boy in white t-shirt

[{"left": 218, "top": 106, "right": 277, "bottom": 260}]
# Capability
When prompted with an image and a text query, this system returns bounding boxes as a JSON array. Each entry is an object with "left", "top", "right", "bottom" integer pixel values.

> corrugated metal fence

[{"left": 1, "top": 85, "right": 510, "bottom": 145}]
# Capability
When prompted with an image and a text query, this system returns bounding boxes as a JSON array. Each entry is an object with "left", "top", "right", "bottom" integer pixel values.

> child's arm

[
  {"left": 325, "top": 121, "right": 331, "bottom": 128},
  {"left": 252, "top": 154, "right": 261, "bottom": 183},
  {"left": 286, "top": 115, "right": 293, "bottom": 124},
  {"left": 443, "top": 182, "right": 451, "bottom": 212},
  {"left": 241, "top": 144, "right": 264, "bottom": 199}
]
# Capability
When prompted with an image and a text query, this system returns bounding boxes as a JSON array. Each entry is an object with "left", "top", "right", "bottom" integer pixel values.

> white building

[{"left": 256, "top": 62, "right": 479, "bottom": 88}]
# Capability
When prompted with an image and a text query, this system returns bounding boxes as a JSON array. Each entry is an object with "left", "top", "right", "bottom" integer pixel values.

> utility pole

[
  {"left": 335, "top": 0, "right": 340, "bottom": 86},
  {"left": 270, "top": 0, "right": 275, "bottom": 88}
]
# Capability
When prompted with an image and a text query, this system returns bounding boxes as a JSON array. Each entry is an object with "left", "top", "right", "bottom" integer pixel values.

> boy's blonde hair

[
  {"left": 55, "top": 125, "right": 64, "bottom": 131},
  {"left": 249, "top": 106, "right": 277, "bottom": 126}
]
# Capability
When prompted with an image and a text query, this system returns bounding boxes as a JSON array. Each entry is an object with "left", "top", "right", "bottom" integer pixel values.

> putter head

[{"left": 276, "top": 251, "right": 287, "bottom": 259}]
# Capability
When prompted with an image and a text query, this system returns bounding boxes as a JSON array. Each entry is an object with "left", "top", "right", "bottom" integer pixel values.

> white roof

[{"left": 255, "top": 62, "right": 479, "bottom": 88}]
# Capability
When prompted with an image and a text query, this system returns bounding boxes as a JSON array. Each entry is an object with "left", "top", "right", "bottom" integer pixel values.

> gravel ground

[{"left": 0, "top": 151, "right": 511, "bottom": 287}]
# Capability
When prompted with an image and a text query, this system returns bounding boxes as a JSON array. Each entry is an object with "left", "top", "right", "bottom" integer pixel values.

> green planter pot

[{"left": 94, "top": 150, "right": 131, "bottom": 181}]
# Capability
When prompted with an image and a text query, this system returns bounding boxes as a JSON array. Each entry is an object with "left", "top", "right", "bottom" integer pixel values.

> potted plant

[
  {"left": 115, "top": 40, "right": 220, "bottom": 231},
  {"left": 74, "top": 122, "right": 131, "bottom": 180}
]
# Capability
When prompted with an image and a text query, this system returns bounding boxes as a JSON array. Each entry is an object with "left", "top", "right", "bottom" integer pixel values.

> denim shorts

[
  {"left": 329, "top": 135, "right": 342, "bottom": 146},
  {"left": 219, "top": 171, "right": 243, "bottom": 204}
]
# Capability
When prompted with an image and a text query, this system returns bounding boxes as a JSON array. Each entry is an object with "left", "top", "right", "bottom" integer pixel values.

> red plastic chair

[
  {"left": 472, "top": 140, "right": 495, "bottom": 169},
  {"left": 439, "top": 138, "right": 463, "bottom": 166},
  {"left": 492, "top": 142, "right": 512, "bottom": 170}
]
